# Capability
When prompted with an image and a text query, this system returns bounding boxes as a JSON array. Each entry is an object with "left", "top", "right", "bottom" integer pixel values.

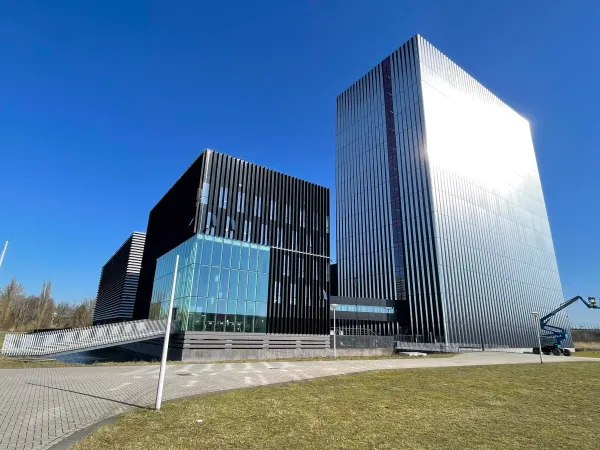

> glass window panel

[
  {"left": 244, "top": 314, "right": 254, "bottom": 333},
  {"left": 197, "top": 265, "right": 211, "bottom": 297},
  {"left": 208, "top": 267, "right": 220, "bottom": 298},
  {"left": 258, "top": 249, "right": 270, "bottom": 273},
  {"left": 206, "top": 297, "right": 217, "bottom": 313},
  {"left": 246, "top": 301, "right": 255, "bottom": 317},
  {"left": 249, "top": 247, "right": 259, "bottom": 271},
  {"left": 228, "top": 269, "right": 239, "bottom": 300},
  {"left": 235, "top": 314, "right": 245, "bottom": 332},
  {"left": 212, "top": 241, "right": 223, "bottom": 266},
  {"left": 219, "top": 268, "right": 230, "bottom": 298},
  {"left": 225, "top": 314, "right": 235, "bottom": 332},
  {"left": 230, "top": 244, "right": 241, "bottom": 269},
  {"left": 236, "top": 300, "right": 247, "bottom": 316},
  {"left": 254, "top": 318, "right": 266, "bottom": 333},
  {"left": 222, "top": 243, "right": 232, "bottom": 268},
  {"left": 205, "top": 312, "right": 215, "bottom": 332},
  {"left": 201, "top": 240, "right": 213, "bottom": 265},
  {"left": 246, "top": 272, "right": 257, "bottom": 301},
  {"left": 238, "top": 271, "right": 248, "bottom": 301},
  {"left": 217, "top": 299, "right": 227, "bottom": 314},
  {"left": 227, "top": 300, "right": 237, "bottom": 316},
  {"left": 215, "top": 313, "right": 225, "bottom": 332},
  {"left": 256, "top": 302, "right": 267, "bottom": 317},
  {"left": 256, "top": 273, "right": 269, "bottom": 302},
  {"left": 240, "top": 245, "right": 250, "bottom": 270}
]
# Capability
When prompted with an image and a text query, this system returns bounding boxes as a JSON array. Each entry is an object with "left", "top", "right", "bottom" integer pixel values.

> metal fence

[
  {"left": 332, "top": 333, "right": 532, "bottom": 353},
  {"left": 1, "top": 319, "right": 167, "bottom": 357},
  {"left": 571, "top": 323, "right": 600, "bottom": 330}
]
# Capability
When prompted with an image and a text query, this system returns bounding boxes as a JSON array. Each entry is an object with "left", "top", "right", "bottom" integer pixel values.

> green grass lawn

[
  {"left": 74, "top": 362, "right": 600, "bottom": 450},
  {"left": 574, "top": 351, "right": 600, "bottom": 358}
]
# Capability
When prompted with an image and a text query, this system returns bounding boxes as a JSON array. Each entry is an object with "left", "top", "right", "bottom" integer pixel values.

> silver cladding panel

[
  {"left": 336, "top": 34, "right": 570, "bottom": 347},
  {"left": 418, "top": 36, "right": 570, "bottom": 347}
]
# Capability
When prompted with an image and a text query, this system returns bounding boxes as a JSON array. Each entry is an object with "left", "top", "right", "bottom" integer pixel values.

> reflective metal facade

[{"left": 336, "top": 35, "right": 570, "bottom": 347}]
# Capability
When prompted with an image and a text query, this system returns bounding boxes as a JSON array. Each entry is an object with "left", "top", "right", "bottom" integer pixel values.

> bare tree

[
  {"left": 71, "top": 297, "right": 95, "bottom": 328},
  {"left": 0, "top": 278, "right": 25, "bottom": 330},
  {"left": 35, "top": 281, "right": 54, "bottom": 330}
]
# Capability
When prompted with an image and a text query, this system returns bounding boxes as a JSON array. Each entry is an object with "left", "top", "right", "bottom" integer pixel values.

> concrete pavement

[{"left": 0, "top": 352, "right": 597, "bottom": 450}]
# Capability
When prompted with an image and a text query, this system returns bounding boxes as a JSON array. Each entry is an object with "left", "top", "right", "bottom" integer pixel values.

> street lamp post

[
  {"left": 155, "top": 254, "right": 180, "bottom": 411},
  {"left": 0, "top": 241, "right": 8, "bottom": 270},
  {"left": 331, "top": 303, "right": 338, "bottom": 358},
  {"left": 531, "top": 311, "right": 543, "bottom": 364}
]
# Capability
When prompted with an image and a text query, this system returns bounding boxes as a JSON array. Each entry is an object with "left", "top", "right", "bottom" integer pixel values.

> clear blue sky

[{"left": 1, "top": 1, "right": 598, "bottom": 324}]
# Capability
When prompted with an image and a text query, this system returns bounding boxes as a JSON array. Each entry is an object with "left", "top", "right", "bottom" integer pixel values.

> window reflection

[{"left": 151, "top": 233, "right": 272, "bottom": 333}]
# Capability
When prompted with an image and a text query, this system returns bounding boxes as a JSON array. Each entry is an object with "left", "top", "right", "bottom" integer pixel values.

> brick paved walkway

[{"left": 0, "top": 352, "right": 596, "bottom": 450}]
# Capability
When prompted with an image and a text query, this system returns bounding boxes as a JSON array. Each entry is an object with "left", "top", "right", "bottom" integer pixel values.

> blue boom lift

[{"left": 534, "top": 296, "right": 599, "bottom": 356}]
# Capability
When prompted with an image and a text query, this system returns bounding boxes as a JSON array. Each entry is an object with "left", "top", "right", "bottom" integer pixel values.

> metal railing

[
  {"left": 1, "top": 319, "right": 167, "bottom": 357},
  {"left": 571, "top": 323, "right": 600, "bottom": 330}
]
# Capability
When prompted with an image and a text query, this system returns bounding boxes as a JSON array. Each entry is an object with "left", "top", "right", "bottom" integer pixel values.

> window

[
  {"left": 285, "top": 204, "right": 290, "bottom": 224},
  {"left": 258, "top": 249, "right": 269, "bottom": 273},
  {"left": 274, "top": 281, "right": 281, "bottom": 303},
  {"left": 201, "top": 240, "right": 213, "bottom": 265},
  {"left": 247, "top": 272, "right": 257, "bottom": 301},
  {"left": 200, "top": 182, "right": 210, "bottom": 205},
  {"left": 230, "top": 244, "right": 241, "bottom": 269},
  {"left": 326, "top": 216, "right": 330, "bottom": 233},
  {"left": 238, "top": 270, "right": 248, "bottom": 300},
  {"left": 212, "top": 241, "right": 222, "bottom": 266},
  {"left": 300, "top": 209, "right": 304, "bottom": 227},
  {"left": 283, "top": 255, "right": 288, "bottom": 276},
  {"left": 218, "top": 187, "right": 228, "bottom": 209},
  {"left": 197, "top": 265, "right": 211, "bottom": 297},
  {"left": 222, "top": 240, "right": 231, "bottom": 267},
  {"left": 270, "top": 200, "right": 277, "bottom": 220},
  {"left": 291, "top": 283, "right": 297, "bottom": 305},
  {"left": 256, "top": 273, "right": 268, "bottom": 302},
  {"left": 249, "top": 247, "right": 259, "bottom": 271},
  {"left": 254, "top": 196, "right": 262, "bottom": 217},
  {"left": 204, "top": 212, "right": 212, "bottom": 234},
  {"left": 237, "top": 192, "right": 245, "bottom": 213},
  {"left": 219, "top": 269, "right": 230, "bottom": 298},
  {"left": 240, "top": 245, "right": 250, "bottom": 270},
  {"left": 228, "top": 269, "right": 239, "bottom": 299},
  {"left": 208, "top": 267, "right": 220, "bottom": 297}
]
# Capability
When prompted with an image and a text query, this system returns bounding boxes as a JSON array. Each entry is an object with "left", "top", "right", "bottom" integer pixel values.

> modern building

[
  {"left": 135, "top": 149, "right": 331, "bottom": 336},
  {"left": 335, "top": 34, "right": 570, "bottom": 348},
  {"left": 93, "top": 232, "right": 146, "bottom": 325}
]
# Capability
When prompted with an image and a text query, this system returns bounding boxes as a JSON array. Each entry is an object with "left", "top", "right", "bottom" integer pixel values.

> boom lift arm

[{"left": 536, "top": 296, "right": 598, "bottom": 356}]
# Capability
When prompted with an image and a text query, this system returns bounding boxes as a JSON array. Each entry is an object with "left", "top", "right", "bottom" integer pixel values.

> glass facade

[
  {"left": 331, "top": 304, "right": 394, "bottom": 314},
  {"left": 336, "top": 35, "right": 570, "bottom": 347},
  {"left": 149, "top": 233, "right": 270, "bottom": 333}
]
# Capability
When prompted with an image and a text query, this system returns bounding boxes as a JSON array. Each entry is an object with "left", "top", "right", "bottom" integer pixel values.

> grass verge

[
  {"left": 573, "top": 351, "right": 600, "bottom": 358},
  {"left": 74, "top": 362, "right": 600, "bottom": 450}
]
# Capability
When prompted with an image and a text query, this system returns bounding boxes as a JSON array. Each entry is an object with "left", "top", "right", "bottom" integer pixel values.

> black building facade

[
  {"left": 93, "top": 232, "right": 145, "bottom": 325},
  {"left": 135, "top": 149, "right": 331, "bottom": 335}
]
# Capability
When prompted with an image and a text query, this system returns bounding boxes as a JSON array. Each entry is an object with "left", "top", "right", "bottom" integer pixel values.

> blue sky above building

[{"left": 0, "top": 1, "right": 599, "bottom": 324}]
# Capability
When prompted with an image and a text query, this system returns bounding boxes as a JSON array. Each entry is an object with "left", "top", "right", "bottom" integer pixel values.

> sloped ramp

[{"left": 1, "top": 319, "right": 167, "bottom": 357}]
